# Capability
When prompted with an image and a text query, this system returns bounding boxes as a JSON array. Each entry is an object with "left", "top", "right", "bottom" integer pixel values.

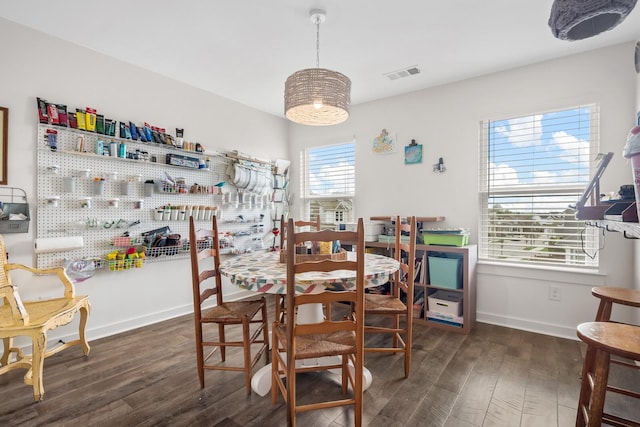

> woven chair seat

[
  {"left": 274, "top": 323, "right": 356, "bottom": 359},
  {"left": 201, "top": 299, "right": 265, "bottom": 324},
  {"left": 364, "top": 293, "right": 407, "bottom": 314}
]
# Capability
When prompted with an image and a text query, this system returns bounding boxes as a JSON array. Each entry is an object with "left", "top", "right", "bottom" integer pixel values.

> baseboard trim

[
  {"left": 477, "top": 311, "right": 578, "bottom": 341},
  {"left": 21, "top": 289, "right": 258, "bottom": 352}
]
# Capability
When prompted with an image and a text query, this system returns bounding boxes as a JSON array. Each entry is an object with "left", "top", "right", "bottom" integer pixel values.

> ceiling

[{"left": 2, "top": 1, "right": 639, "bottom": 119}]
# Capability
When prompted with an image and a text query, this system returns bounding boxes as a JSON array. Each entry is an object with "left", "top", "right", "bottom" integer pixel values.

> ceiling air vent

[{"left": 384, "top": 66, "right": 421, "bottom": 81}]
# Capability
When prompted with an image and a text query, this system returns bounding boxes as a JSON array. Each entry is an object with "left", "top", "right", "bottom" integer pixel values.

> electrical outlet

[{"left": 549, "top": 286, "right": 562, "bottom": 302}]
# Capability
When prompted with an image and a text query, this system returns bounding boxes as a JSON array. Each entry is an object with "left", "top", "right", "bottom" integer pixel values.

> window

[
  {"left": 479, "top": 105, "right": 600, "bottom": 268},
  {"left": 299, "top": 141, "right": 355, "bottom": 227}
]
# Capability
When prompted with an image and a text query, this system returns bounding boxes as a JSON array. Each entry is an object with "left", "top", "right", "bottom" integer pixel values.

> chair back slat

[{"left": 189, "top": 216, "right": 223, "bottom": 307}]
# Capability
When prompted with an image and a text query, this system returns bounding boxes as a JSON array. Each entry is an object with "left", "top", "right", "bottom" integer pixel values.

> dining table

[{"left": 219, "top": 250, "right": 400, "bottom": 396}]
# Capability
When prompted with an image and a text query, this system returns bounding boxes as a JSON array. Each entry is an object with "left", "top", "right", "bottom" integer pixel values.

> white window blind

[
  {"left": 300, "top": 141, "right": 355, "bottom": 227},
  {"left": 479, "top": 105, "right": 600, "bottom": 268}
]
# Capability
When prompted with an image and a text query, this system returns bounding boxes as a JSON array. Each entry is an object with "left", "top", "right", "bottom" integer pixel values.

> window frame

[
  {"left": 299, "top": 140, "right": 356, "bottom": 226},
  {"left": 478, "top": 104, "right": 600, "bottom": 269}
]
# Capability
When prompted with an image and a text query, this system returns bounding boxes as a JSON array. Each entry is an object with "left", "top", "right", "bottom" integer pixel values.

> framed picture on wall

[{"left": 0, "top": 107, "right": 7, "bottom": 185}]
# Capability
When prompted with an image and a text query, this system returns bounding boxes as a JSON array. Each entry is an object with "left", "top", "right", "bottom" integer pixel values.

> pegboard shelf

[
  {"left": 39, "top": 124, "right": 211, "bottom": 158},
  {"left": 41, "top": 149, "right": 212, "bottom": 173}
]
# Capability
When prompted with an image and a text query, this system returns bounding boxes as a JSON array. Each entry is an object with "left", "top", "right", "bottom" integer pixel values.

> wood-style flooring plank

[{"left": 483, "top": 330, "right": 532, "bottom": 426}]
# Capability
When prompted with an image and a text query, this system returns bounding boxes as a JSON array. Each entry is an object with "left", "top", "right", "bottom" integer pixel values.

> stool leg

[
  {"left": 577, "top": 345, "right": 597, "bottom": 426},
  {"left": 577, "top": 346, "right": 611, "bottom": 427},
  {"left": 588, "top": 349, "right": 610, "bottom": 426},
  {"left": 594, "top": 300, "right": 612, "bottom": 322}
]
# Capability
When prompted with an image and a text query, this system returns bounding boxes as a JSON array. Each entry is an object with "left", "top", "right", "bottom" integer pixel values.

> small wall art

[
  {"left": 372, "top": 129, "right": 396, "bottom": 154},
  {"left": 404, "top": 139, "right": 422, "bottom": 165}
]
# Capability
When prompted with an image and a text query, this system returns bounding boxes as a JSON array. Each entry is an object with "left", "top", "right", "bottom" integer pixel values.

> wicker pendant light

[
  {"left": 548, "top": 0, "right": 637, "bottom": 41},
  {"left": 284, "top": 9, "right": 351, "bottom": 126}
]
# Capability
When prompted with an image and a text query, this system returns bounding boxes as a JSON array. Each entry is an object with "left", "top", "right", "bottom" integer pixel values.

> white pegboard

[{"left": 36, "top": 124, "right": 276, "bottom": 269}]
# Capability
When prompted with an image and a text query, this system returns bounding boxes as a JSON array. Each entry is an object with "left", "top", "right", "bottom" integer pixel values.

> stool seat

[
  {"left": 576, "top": 322, "right": 640, "bottom": 427},
  {"left": 577, "top": 322, "right": 640, "bottom": 359},
  {"left": 591, "top": 287, "right": 640, "bottom": 322}
]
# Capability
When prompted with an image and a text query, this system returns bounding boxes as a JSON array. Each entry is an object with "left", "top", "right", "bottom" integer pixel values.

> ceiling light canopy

[
  {"left": 548, "top": 0, "right": 637, "bottom": 41},
  {"left": 284, "top": 9, "right": 351, "bottom": 126}
]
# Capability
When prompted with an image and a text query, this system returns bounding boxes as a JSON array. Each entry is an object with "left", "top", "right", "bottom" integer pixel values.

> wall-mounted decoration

[
  {"left": 373, "top": 129, "right": 396, "bottom": 154},
  {"left": 0, "top": 107, "right": 8, "bottom": 185},
  {"left": 433, "top": 157, "right": 446, "bottom": 173},
  {"left": 404, "top": 139, "right": 422, "bottom": 165}
]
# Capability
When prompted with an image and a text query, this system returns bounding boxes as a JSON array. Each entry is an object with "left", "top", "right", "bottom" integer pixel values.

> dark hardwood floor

[{"left": 1, "top": 295, "right": 638, "bottom": 426}]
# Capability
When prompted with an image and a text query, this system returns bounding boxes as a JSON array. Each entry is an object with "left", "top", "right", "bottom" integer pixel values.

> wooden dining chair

[
  {"left": 275, "top": 215, "right": 322, "bottom": 323},
  {"left": 0, "top": 235, "right": 91, "bottom": 401},
  {"left": 360, "top": 215, "right": 417, "bottom": 378},
  {"left": 188, "top": 215, "right": 269, "bottom": 395},
  {"left": 272, "top": 218, "right": 365, "bottom": 427}
]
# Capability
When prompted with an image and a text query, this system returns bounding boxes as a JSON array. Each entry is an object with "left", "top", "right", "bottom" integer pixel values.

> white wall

[
  {"left": 0, "top": 19, "right": 288, "bottom": 345},
  {"left": 288, "top": 42, "right": 640, "bottom": 339}
]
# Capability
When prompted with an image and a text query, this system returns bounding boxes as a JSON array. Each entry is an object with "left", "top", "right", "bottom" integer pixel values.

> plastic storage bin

[
  {"left": 428, "top": 253, "right": 462, "bottom": 289},
  {"left": 422, "top": 232, "right": 469, "bottom": 246},
  {"left": 427, "top": 290, "right": 462, "bottom": 316}
]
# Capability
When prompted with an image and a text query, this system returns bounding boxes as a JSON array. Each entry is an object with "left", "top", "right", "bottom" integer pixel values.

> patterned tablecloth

[{"left": 219, "top": 251, "right": 399, "bottom": 294}]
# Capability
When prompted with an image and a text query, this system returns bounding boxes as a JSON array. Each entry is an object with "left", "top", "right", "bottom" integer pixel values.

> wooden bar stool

[
  {"left": 591, "top": 286, "right": 640, "bottom": 322},
  {"left": 576, "top": 322, "right": 640, "bottom": 427}
]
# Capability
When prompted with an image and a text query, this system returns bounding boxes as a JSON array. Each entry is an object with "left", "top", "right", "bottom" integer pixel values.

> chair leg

[
  {"left": 218, "top": 324, "right": 226, "bottom": 361},
  {"left": 79, "top": 303, "right": 91, "bottom": 356},
  {"left": 242, "top": 317, "right": 251, "bottom": 395},
  {"left": 404, "top": 341, "right": 411, "bottom": 378},
  {"left": 261, "top": 300, "right": 270, "bottom": 364},
  {"left": 341, "top": 354, "right": 349, "bottom": 395},
  {"left": 271, "top": 327, "right": 279, "bottom": 404},
  {"left": 1, "top": 337, "right": 11, "bottom": 366},
  {"left": 31, "top": 332, "right": 47, "bottom": 401},
  {"left": 194, "top": 322, "right": 205, "bottom": 389},
  {"left": 405, "top": 315, "right": 412, "bottom": 378},
  {"left": 354, "top": 352, "right": 363, "bottom": 427},
  {"left": 286, "top": 350, "right": 296, "bottom": 427},
  {"left": 392, "top": 313, "right": 400, "bottom": 350}
]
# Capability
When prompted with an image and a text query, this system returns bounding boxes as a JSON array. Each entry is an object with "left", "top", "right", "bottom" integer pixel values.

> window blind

[
  {"left": 479, "top": 105, "right": 599, "bottom": 268},
  {"left": 300, "top": 141, "right": 355, "bottom": 226}
]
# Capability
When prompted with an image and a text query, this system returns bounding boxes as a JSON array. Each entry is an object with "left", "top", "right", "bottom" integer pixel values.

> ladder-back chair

[
  {"left": 188, "top": 215, "right": 269, "bottom": 394},
  {"left": 271, "top": 218, "right": 366, "bottom": 426},
  {"left": 360, "top": 215, "right": 416, "bottom": 377}
]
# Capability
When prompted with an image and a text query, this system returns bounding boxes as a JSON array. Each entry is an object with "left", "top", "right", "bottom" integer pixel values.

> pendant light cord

[{"left": 315, "top": 16, "right": 320, "bottom": 68}]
